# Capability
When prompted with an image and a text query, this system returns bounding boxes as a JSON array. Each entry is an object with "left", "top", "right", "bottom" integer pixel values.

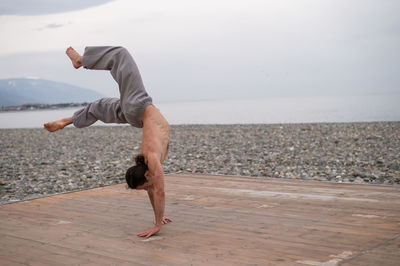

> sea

[{"left": 0, "top": 94, "right": 399, "bottom": 129}]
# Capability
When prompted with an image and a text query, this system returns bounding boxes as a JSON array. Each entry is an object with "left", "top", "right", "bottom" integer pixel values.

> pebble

[{"left": 0, "top": 122, "right": 399, "bottom": 204}]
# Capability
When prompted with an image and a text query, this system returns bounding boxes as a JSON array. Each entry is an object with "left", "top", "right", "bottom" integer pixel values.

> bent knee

[{"left": 116, "top": 46, "right": 129, "bottom": 56}]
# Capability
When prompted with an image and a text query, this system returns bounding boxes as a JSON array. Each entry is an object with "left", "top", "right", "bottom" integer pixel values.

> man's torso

[{"left": 140, "top": 105, "right": 170, "bottom": 163}]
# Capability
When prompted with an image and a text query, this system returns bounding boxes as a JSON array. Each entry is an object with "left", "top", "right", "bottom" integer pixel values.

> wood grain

[{"left": 1, "top": 173, "right": 399, "bottom": 265}]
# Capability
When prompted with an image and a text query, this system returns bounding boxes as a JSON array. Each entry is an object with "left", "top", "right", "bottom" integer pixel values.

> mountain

[{"left": 0, "top": 78, "right": 104, "bottom": 107}]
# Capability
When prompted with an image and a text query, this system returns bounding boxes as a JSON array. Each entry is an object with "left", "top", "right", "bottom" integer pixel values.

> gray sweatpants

[{"left": 72, "top": 46, "right": 153, "bottom": 128}]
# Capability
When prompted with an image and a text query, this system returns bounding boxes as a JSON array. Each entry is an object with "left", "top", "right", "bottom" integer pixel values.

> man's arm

[
  {"left": 138, "top": 153, "right": 165, "bottom": 238},
  {"left": 147, "top": 189, "right": 155, "bottom": 211},
  {"left": 147, "top": 190, "right": 172, "bottom": 225}
]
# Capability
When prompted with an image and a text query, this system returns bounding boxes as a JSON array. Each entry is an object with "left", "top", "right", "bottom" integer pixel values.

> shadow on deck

[{"left": 1, "top": 173, "right": 399, "bottom": 265}]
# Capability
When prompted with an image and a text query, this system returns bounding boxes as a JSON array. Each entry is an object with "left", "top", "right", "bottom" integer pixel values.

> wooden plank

[
  {"left": 0, "top": 173, "right": 399, "bottom": 265},
  {"left": 341, "top": 234, "right": 400, "bottom": 266}
]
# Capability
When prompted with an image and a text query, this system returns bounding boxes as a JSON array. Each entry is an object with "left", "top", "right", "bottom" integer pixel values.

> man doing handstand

[{"left": 44, "top": 46, "right": 171, "bottom": 238}]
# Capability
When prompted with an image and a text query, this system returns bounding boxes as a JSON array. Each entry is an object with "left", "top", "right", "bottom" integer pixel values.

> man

[{"left": 44, "top": 46, "right": 171, "bottom": 238}]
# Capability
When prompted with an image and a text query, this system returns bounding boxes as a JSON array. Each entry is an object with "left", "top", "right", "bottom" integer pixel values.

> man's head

[{"left": 125, "top": 154, "right": 149, "bottom": 190}]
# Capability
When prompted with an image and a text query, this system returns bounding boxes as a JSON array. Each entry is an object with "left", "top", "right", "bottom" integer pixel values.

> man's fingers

[
  {"left": 155, "top": 217, "right": 172, "bottom": 225},
  {"left": 138, "top": 225, "right": 160, "bottom": 238},
  {"left": 138, "top": 231, "right": 149, "bottom": 237},
  {"left": 162, "top": 218, "right": 172, "bottom": 224},
  {"left": 146, "top": 230, "right": 156, "bottom": 238},
  {"left": 138, "top": 230, "right": 156, "bottom": 238}
]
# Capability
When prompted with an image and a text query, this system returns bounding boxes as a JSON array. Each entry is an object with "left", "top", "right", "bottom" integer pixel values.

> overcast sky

[{"left": 0, "top": 0, "right": 399, "bottom": 103}]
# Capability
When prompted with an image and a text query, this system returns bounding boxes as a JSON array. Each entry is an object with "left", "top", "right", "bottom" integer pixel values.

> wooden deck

[{"left": 0, "top": 173, "right": 399, "bottom": 265}]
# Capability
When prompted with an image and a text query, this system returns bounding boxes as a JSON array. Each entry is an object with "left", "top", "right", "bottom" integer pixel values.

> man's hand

[
  {"left": 137, "top": 225, "right": 161, "bottom": 238},
  {"left": 154, "top": 216, "right": 172, "bottom": 225}
]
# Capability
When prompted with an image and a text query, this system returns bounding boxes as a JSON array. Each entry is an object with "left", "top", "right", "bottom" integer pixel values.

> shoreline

[
  {"left": 0, "top": 103, "right": 88, "bottom": 112},
  {"left": 1, "top": 122, "right": 399, "bottom": 204},
  {"left": 1, "top": 120, "right": 399, "bottom": 129}
]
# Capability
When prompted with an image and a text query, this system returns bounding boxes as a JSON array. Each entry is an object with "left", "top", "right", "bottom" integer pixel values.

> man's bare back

[{"left": 141, "top": 105, "right": 170, "bottom": 164}]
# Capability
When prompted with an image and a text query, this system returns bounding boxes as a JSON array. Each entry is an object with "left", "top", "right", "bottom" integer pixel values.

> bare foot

[
  {"left": 44, "top": 118, "right": 72, "bottom": 132},
  {"left": 66, "top": 47, "right": 82, "bottom": 69}
]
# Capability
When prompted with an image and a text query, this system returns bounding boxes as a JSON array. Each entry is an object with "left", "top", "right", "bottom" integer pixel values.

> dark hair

[{"left": 125, "top": 154, "right": 148, "bottom": 189}]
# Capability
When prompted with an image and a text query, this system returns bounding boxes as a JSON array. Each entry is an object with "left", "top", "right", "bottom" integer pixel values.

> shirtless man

[{"left": 44, "top": 46, "right": 171, "bottom": 238}]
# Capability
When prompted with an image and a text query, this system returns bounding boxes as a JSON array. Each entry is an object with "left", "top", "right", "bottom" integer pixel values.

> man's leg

[
  {"left": 44, "top": 47, "right": 130, "bottom": 132},
  {"left": 78, "top": 46, "right": 153, "bottom": 128},
  {"left": 72, "top": 97, "right": 127, "bottom": 128},
  {"left": 44, "top": 98, "right": 127, "bottom": 132}
]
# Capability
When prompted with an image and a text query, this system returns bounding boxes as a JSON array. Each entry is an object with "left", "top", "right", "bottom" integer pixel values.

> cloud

[
  {"left": 36, "top": 23, "right": 65, "bottom": 31},
  {"left": 0, "top": 0, "right": 115, "bottom": 16},
  {"left": 45, "top": 23, "right": 63, "bottom": 29},
  {"left": 0, "top": 0, "right": 399, "bottom": 101}
]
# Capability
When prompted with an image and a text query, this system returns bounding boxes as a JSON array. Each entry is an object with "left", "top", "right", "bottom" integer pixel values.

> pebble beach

[{"left": 0, "top": 122, "right": 399, "bottom": 204}]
